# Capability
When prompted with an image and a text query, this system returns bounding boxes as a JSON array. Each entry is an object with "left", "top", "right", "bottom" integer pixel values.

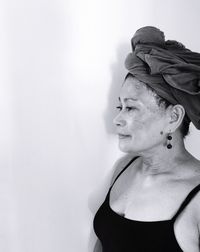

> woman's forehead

[
  {"left": 120, "top": 77, "right": 166, "bottom": 115},
  {"left": 120, "top": 77, "right": 152, "bottom": 101}
]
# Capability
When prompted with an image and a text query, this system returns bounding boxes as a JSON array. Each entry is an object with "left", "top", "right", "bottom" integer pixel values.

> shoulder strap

[
  {"left": 104, "top": 156, "right": 139, "bottom": 202},
  {"left": 172, "top": 184, "right": 200, "bottom": 222},
  {"left": 109, "top": 156, "right": 139, "bottom": 190}
]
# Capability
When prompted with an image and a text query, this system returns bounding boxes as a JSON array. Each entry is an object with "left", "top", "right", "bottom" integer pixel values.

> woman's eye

[
  {"left": 116, "top": 106, "right": 122, "bottom": 111},
  {"left": 116, "top": 106, "right": 136, "bottom": 111},
  {"left": 125, "top": 106, "right": 136, "bottom": 111}
]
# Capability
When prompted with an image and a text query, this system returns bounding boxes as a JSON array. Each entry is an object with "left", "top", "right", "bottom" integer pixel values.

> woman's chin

[{"left": 118, "top": 142, "right": 134, "bottom": 153}]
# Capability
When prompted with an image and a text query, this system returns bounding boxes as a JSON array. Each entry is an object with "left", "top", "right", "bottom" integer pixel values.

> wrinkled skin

[{"left": 114, "top": 76, "right": 169, "bottom": 154}]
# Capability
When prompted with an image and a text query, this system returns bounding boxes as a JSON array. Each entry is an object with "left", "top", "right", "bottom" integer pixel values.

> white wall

[{"left": 1, "top": 0, "right": 200, "bottom": 251}]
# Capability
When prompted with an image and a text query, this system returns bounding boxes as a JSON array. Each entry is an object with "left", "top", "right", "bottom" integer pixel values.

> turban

[{"left": 125, "top": 26, "right": 200, "bottom": 129}]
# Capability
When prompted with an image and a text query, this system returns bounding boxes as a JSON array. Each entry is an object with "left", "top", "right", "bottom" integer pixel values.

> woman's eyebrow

[{"left": 118, "top": 97, "right": 138, "bottom": 102}]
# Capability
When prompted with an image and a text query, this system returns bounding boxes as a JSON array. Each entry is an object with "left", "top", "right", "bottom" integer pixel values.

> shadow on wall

[
  {"left": 103, "top": 42, "right": 131, "bottom": 135},
  {"left": 88, "top": 42, "right": 131, "bottom": 252}
]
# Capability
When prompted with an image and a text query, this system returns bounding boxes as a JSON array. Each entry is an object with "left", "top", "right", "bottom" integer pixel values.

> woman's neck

[{"left": 137, "top": 136, "right": 192, "bottom": 176}]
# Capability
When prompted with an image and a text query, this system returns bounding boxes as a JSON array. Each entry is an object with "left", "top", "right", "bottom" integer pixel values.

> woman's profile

[{"left": 93, "top": 26, "right": 200, "bottom": 252}]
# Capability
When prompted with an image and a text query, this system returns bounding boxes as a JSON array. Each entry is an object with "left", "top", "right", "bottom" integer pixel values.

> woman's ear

[{"left": 167, "top": 104, "right": 185, "bottom": 132}]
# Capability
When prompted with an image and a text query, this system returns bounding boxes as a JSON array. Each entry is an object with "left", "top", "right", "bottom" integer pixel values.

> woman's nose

[{"left": 113, "top": 113, "right": 126, "bottom": 127}]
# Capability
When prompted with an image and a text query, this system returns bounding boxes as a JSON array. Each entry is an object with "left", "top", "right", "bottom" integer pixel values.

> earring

[{"left": 167, "top": 132, "right": 172, "bottom": 149}]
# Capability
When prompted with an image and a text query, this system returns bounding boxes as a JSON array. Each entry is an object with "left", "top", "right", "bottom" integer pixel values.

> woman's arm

[{"left": 93, "top": 239, "right": 102, "bottom": 252}]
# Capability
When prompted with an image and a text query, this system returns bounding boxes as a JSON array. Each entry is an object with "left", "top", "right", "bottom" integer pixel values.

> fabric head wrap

[{"left": 125, "top": 26, "right": 200, "bottom": 129}]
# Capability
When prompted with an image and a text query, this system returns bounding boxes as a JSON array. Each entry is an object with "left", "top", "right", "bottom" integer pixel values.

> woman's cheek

[{"left": 129, "top": 117, "right": 146, "bottom": 132}]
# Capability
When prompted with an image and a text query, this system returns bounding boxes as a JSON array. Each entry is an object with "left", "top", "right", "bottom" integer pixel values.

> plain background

[{"left": 1, "top": 0, "right": 200, "bottom": 251}]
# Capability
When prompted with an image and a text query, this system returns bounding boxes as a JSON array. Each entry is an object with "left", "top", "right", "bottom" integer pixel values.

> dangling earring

[{"left": 167, "top": 132, "right": 172, "bottom": 149}]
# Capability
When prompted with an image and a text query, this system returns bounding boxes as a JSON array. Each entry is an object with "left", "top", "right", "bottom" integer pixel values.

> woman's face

[{"left": 113, "top": 76, "right": 169, "bottom": 154}]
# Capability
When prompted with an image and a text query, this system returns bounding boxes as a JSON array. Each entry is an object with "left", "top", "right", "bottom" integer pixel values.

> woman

[{"left": 93, "top": 26, "right": 200, "bottom": 252}]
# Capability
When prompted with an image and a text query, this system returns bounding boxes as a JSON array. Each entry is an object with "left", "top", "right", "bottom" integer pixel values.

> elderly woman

[{"left": 93, "top": 26, "right": 200, "bottom": 252}]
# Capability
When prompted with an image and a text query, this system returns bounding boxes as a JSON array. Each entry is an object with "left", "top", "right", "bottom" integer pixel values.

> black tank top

[{"left": 93, "top": 156, "right": 200, "bottom": 252}]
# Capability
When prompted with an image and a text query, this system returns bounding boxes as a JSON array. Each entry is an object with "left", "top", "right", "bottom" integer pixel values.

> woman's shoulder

[
  {"left": 182, "top": 156, "right": 200, "bottom": 225},
  {"left": 188, "top": 175, "right": 200, "bottom": 230},
  {"left": 185, "top": 155, "right": 200, "bottom": 178},
  {"left": 110, "top": 154, "right": 139, "bottom": 185}
]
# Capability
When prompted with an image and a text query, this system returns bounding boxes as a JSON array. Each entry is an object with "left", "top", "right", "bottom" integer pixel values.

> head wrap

[{"left": 125, "top": 26, "right": 200, "bottom": 129}]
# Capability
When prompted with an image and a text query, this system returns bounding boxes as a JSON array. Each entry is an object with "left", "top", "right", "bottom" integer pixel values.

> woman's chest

[{"left": 110, "top": 185, "right": 199, "bottom": 252}]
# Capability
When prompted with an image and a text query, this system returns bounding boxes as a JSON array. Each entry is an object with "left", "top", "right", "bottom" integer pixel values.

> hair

[{"left": 125, "top": 73, "right": 190, "bottom": 138}]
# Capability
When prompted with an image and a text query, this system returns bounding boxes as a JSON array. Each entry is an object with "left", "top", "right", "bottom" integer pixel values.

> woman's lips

[{"left": 118, "top": 134, "right": 132, "bottom": 139}]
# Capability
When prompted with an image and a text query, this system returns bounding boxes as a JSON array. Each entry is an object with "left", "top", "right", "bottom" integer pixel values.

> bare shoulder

[
  {"left": 110, "top": 154, "right": 138, "bottom": 185},
  {"left": 186, "top": 156, "right": 200, "bottom": 227},
  {"left": 186, "top": 156, "right": 200, "bottom": 178},
  {"left": 191, "top": 183, "right": 200, "bottom": 231}
]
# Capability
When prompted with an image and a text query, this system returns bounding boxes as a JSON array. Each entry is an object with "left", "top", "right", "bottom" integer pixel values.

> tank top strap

[
  {"left": 109, "top": 156, "right": 139, "bottom": 191},
  {"left": 172, "top": 183, "right": 200, "bottom": 222},
  {"left": 104, "top": 156, "right": 139, "bottom": 202}
]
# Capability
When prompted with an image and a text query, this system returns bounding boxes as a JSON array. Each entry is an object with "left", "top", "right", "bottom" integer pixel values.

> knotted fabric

[{"left": 125, "top": 26, "right": 200, "bottom": 129}]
